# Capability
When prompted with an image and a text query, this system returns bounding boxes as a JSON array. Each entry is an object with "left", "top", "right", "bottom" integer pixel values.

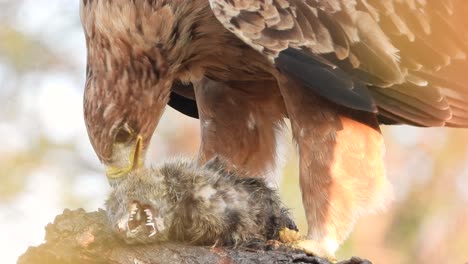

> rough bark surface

[{"left": 18, "top": 209, "right": 372, "bottom": 264}]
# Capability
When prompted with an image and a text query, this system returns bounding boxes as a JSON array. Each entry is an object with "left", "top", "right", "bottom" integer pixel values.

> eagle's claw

[{"left": 278, "top": 228, "right": 337, "bottom": 263}]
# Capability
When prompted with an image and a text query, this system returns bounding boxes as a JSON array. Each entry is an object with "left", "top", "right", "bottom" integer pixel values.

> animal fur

[{"left": 106, "top": 158, "right": 297, "bottom": 246}]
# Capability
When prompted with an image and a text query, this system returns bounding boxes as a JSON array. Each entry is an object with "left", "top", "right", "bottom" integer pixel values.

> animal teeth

[
  {"left": 130, "top": 208, "right": 138, "bottom": 220},
  {"left": 144, "top": 209, "right": 153, "bottom": 222},
  {"left": 146, "top": 222, "right": 156, "bottom": 237}
]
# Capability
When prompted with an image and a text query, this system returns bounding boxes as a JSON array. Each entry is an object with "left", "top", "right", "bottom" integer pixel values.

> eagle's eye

[{"left": 114, "top": 126, "right": 133, "bottom": 144}]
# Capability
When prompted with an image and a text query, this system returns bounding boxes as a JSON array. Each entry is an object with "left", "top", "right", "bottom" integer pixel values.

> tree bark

[{"left": 18, "top": 209, "right": 371, "bottom": 264}]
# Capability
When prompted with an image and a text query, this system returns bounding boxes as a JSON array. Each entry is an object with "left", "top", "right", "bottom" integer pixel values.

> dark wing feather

[
  {"left": 209, "top": 0, "right": 468, "bottom": 127},
  {"left": 168, "top": 82, "right": 199, "bottom": 119},
  {"left": 276, "top": 48, "right": 375, "bottom": 112}
]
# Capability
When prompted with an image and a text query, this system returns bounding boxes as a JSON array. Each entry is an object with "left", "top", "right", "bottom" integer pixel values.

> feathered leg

[
  {"left": 277, "top": 76, "right": 392, "bottom": 259},
  {"left": 193, "top": 78, "right": 286, "bottom": 182}
]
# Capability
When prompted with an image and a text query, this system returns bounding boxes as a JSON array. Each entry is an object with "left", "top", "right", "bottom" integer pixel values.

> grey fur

[{"left": 106, "top": 157, "right": 297, "bottom": 246}]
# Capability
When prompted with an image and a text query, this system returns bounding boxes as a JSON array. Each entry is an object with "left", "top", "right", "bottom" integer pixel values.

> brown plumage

[{"left": 80, "top": 0, "right": 468, "bottom": 258}]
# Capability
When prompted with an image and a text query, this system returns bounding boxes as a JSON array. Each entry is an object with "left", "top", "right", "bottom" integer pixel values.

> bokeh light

[{"left": 0, "top": 2, "right": 467, "bottom": 264}]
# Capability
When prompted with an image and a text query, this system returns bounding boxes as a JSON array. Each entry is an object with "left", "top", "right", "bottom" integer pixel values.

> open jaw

[
  {"left": 115, "top": 200, "right": 167, "bottom": 243},
  {"left": 127, "top": 201, "right": 157, "bottom": 238},
  {"left": 106, "top": 135, "right": 143, "bottom": 179}
]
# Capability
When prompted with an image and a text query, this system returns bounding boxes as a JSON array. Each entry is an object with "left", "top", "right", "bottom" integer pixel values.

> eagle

[{"left": 80, "top": 0, "right": 468, "bottom": 259}]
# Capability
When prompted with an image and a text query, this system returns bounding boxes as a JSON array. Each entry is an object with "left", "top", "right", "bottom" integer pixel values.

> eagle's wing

[
  {"left": 209, "top": 0, "right": 468, "bottom": 127},
  {"left": 168, "top": 82, "right": 199, "bottom": 119}
]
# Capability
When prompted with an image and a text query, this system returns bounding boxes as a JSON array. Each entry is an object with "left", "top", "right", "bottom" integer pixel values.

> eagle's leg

[
  {"left": 278, "top": 77, "right": 392, "bottom": 259},
  {"left": 193, "top": 78, "right": 286, "bottom": 183}
]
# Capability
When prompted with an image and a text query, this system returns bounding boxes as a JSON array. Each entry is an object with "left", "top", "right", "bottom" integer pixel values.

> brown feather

[{"left": 210, "top": 0, "right": 468, "bottom": 128}]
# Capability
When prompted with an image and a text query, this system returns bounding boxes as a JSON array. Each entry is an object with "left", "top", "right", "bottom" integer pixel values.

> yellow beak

[{"left": 106, "top": 135, "right": 143, "bottom": 179}]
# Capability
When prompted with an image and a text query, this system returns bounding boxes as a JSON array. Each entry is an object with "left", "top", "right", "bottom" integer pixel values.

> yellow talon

[
  {"left": 290, "top": 240, "right": 337, "bottom": 263},
  {"left": 279, "top": 227, "right": 301, "bottom": 243},
  {"left": 279, "top": 228, "right": 337, "bottom": 263}
]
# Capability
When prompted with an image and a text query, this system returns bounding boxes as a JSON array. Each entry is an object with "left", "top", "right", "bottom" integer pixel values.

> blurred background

[{"left": 0, "top": 1, "right": 467, "bottom": 263}]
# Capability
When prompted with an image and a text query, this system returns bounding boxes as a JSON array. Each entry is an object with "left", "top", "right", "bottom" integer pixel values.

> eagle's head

[
  {"left": 80, "top": 0, "right": 178, "bottom": 179},
  {"left": 80, "top": 0, "right": 231, "bottom": 178}
]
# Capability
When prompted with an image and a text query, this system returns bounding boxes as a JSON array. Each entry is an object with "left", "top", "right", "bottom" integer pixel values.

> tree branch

[{"left": 18, "top": 209, "right": 371, "bottom": 264}]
